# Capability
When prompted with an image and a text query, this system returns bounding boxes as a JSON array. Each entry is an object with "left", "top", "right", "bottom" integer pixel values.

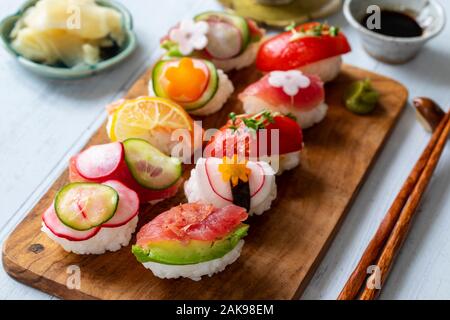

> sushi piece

[
  {"left": 256, "top": 22, "right": 351, "bottom": 82},
  {"left": 239, "top": 70, "right": 327, "bottom": 129},
  {"left": 161, "top": 12, "right": 265, "bottom": 72},
  {"left": 69, "top": 139, "right": 183, "bottom": 204},
  {"left": 41, "top": 180, "right": 139, "bottom": 255},
  {"left": 205, "top": 111, "right": 303, "bottom": 174},
  {"left": 106, "top": 96, "right": 201, "bottom": 162},
  {"left": 149, "top": 57, "right": 233, "bottom": 116},
  {"left": 185, "top": 156, "right": 276, "bottom": 216},
  {"left": 132, "top": 203, "right": 248, "bottom": 281}
]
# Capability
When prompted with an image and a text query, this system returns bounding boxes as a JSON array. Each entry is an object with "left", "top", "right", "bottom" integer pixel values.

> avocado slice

[{"left": 132, "top": 224, "right": 249, "bottom": 265}]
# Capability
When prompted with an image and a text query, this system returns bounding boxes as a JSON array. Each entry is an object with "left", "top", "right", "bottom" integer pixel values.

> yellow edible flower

[{"left": 218, "top": 155, "right": 252, "bottom": 187}]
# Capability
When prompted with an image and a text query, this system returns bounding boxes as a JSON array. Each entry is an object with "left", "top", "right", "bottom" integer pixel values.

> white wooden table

[{"left": 1, "top": 0, "right": 449, "bottom": 300}]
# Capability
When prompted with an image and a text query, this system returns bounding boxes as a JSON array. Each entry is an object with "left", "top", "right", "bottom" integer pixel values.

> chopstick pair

[{"left": 338, "top": 108, "right": 450, "bottom": 300}]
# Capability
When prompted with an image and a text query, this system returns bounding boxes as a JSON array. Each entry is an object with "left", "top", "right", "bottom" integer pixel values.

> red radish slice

[
  {"left": 135, "top": 178, "right": 183, "bottom": 203},
  {"left": 70, "top": 143, "right": 181, "bottom": 204},
  {"left": 205, "top": 20, "right": 243, "bottom": 60},
  {"left": 205, "top": 157, "right": 233, "bottom": 202},
  {"left": 247, "top": 162, "right": 266, "bottom": 197},
  {"left": 75, "top": 142, "right": 124, "bottom": 180},
  {"left": 102, "top": 180, "right": 139, "bottom": 228},
  {"left": 205, "top": 158, "right": 265, "bottom": 201},
  {"left": 69, "top": 157, "right": 88, "bottom": 183},
  {"left": 42, "top": 205, "right": 100, "bottom": 241}
]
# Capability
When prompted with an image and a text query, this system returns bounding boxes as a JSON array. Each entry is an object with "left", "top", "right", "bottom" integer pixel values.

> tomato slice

[
  {"left": 256, "top": 22, "right": 351, "bottom": 72},
  {"left": 266, "top": 115, "right": 303, "bottom": 155},
  {"left": 206, "top": 114, "right": 303, "bottom": 157}
]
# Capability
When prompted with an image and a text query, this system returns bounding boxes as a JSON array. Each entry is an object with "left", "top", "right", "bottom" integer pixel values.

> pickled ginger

[{"left": 11, "top": 0, "right": 125, "bottom": 68}]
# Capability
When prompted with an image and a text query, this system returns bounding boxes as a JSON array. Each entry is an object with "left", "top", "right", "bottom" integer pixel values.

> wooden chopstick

[
  {"left": 338, "top": 111, "right": 450, "bottom": 300},
  {"left": 358, "top": 113, "right": 450, "bottom": 299}
]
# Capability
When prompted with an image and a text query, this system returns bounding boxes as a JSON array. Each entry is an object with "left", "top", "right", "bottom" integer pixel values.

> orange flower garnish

[
  {"left": 165, "top": 58, "right": 208, "bottom": 102},
  {"left": 218, "top": 155, "right": 252, "bottom": 187}
]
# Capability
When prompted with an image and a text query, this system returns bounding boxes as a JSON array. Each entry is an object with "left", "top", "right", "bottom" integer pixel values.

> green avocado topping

[{"left": 132, "top": 224, "right": 249, "bottom": 265}]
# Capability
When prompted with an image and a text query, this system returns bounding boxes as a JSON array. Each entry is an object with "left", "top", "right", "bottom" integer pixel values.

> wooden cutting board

[{"left": 2, "top": 64, "right": 408, "bottom": 300}]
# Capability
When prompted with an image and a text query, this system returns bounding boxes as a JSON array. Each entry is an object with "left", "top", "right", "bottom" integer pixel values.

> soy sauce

[{"left": 361, "top": 9, "right": 423, "bottom": 38}]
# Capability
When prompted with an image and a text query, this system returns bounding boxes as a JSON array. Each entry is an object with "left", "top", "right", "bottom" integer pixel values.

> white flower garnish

[
  {"left": 268, "top": 70, "right": 311, "bottom": 96},
  {"left": 169, "top": 19, "right": 209, "bottom": 55}
]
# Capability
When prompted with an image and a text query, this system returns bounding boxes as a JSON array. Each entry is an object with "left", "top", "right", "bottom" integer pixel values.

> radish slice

[
  {"left": 204, "top": 157, "right": 266, "bottom": 201},
  {"left": 248, "top": 161, "right": 275, "bottom": 208},
  {"left": 102, "top": 180, "right": 139, "bottom": 228},
  {"left": 137, "top": 178, "right": 183, "bottom": 203},
  {"left": 205, "top": 157, "right": 233, "bottom": 202},
  {"left": 75, "top": 142, "right": 124, "bottom": 180},
  {"left": 205, "top": 20, "right": 243, "bottom": 60},
  {"left": 42, "top": 205, "right": 100, "bottom": 241}
]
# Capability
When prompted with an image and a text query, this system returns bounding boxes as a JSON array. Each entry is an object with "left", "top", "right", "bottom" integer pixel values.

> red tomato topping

[
  {"left": 256, "top": 22, "right": 351, "bottom": 72},
  {"left": 206, "top": 113, "right": 303, "bottom": 158}
]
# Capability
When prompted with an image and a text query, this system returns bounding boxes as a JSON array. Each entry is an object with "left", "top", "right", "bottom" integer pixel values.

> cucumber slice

[
  {"left": 123, "top": 138, "right": 182, "bottom": 190},
  {"left": 152, "top": 59, "right": 219, "bottom": 111},
  {"left": 55, "top": 183, "right": 119, "bottom": 231},
  {"left": 195, "top": 11, "right": 250, "bottom": 57}
]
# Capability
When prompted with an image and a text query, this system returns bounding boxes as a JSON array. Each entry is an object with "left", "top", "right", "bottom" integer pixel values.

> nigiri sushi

[
  {"left": 239, "top": 70, "right": 327, "bottom": 129},
  {"left": 149, "top": 57, "right": 233, "bottom": 116},
  {"left": 161, "top": 12, "right": 265, "bottom": 72},
  {"left": 132, "top": 203, "right": 248, "bottom": 281},
  {"left": 185, "top": 156, "right": 276, "bottom": 216},
  {"left": 41, "top": 180, "right": 139, "bottom": 255},
  {"left": 106, "top": 96, "right": 201, "bottom": 162},
  {"left": 256, "top": 22, "right": 351, "bottom": 82},
  {"left": 69, "top": 139, "right": 183, "bottom": 204},
  {"left": 205, "top": 111, "right": 303, "bottom": 174}
]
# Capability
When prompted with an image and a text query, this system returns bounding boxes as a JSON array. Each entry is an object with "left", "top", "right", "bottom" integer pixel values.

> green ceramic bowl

[{"left": 0, "top": 0, "right": 137, "bottom": 79}]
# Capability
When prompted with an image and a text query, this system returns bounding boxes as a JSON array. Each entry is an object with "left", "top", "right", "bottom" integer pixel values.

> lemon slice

[{"left": 108, "top": 96, "right": 193, "bottom": 141}]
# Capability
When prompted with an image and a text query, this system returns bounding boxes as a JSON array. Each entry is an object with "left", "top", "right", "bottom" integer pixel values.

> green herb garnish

[
  {"left": 228, "top": 111, "right": 277, "bottom": 132},
  {"left": 242, "top": 118, "right": 262, "bottom": 131},
  {"left": 228, "top": 112, "right": 238, "bottom": 131},
  {"left": 161, "top": 40, "right": 183, "bottom": 57},
  {"left": 261, "top": 111, "right": 275, "bottom": 124},
  {"left": 312, "top": 24, "right": 323, "bottom": 36},
  {"left": 285, "top": 22, "right": 297, "bottom": 32},
  {"left": 285, "top": 112, "right": 297, "bottom": 121},
  {"left": 290, "top": 23, "right": 340, "bottom": 41},
  {"left": 329, "top": 26, "right": 340, "bottom": 36},
  {"left": 241, "top": 111, "right": 276, "bottom": 131}
]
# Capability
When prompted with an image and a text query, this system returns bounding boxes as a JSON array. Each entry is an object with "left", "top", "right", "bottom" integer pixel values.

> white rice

[
  {"left": 297, "top": 55, "right": 342, "bottom": 83},
  {"left": 242, "top": 96, "right": 328, "bottom": 129},
  {"left": 41, "top": 216, "right": 138, "bottom": 255},
  {"left": 212, "top": 42, "right": 261, "bottom": 72},
  {"left": 250, "top": 180, "right": 277, "bottom": 216},
  {"left": 184, "top": 161, "right": 277, "bottom": 216},
  {"left": 142, "top": 240, "right": 244, "bottom": 281},
  {"left": 188, "top": 70, "right": 234, "bottom": 116},
  {"left": 263, "top": 150, "right": 301, "bottom": 175}
]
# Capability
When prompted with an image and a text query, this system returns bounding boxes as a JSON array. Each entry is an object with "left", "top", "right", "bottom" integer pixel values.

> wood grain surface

[{"left": 2, "top": 64, "right": 407, "bottom": 300}]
